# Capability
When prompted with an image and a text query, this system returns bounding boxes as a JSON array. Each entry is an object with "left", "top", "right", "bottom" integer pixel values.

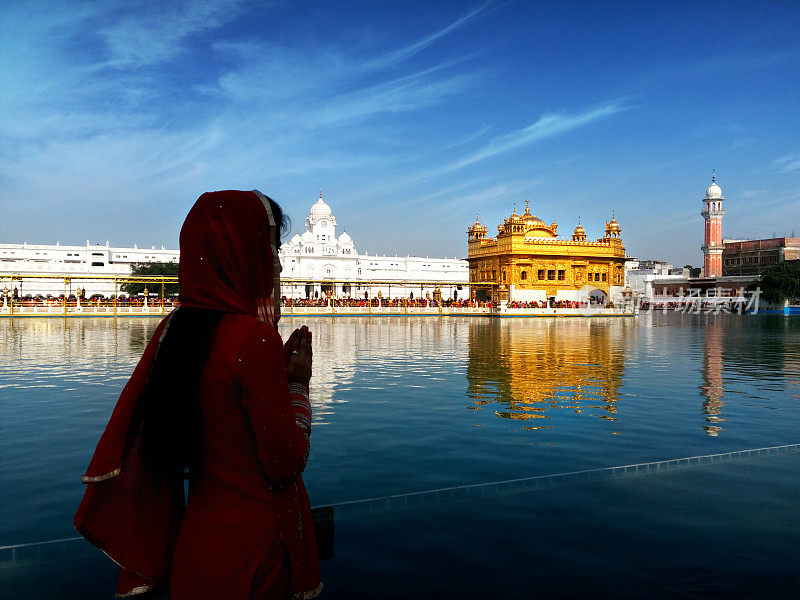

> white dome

[
  {"left": 290, "top": 232, "right": 302, "bottom": 244},
  {"left": 310, "top": 196, "right": 332, "bottom": 218},
  {"left": 705, "top": 174, "right": 724, "bottom": 200},
  {"left": 706, "top": 182, "right": 723, "bottom": 199},
  {"left": 301, "top": 230, "right": 314, "bottom": 242},
  {"left": 338, "top": 231, "right": 352, "bottom": 244}
]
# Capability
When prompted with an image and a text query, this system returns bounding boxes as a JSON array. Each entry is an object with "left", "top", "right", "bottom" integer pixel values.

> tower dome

[
  {"left": 605, "top": 211, "right": 622, "bottom": 238},
  {"left": 338, "top": 231, "right": 352, "bottom": 244},
  {"left": 304, "top": 189, "right": 337, "bottom": 231},
  {"left": 310, "top": 192, "right": 333, "bottom": 218},
  {"left": 524, "top": 214, "right": 546, "bottom": 228},
  {"left": 572, "top": 218, "right": 587, "bottom": 241},
  {"left": 522, "top": 199, "right": 545, "bottom": 228},
  {"left": 705, "top": 173, "right": 724, "bottom": 200}
]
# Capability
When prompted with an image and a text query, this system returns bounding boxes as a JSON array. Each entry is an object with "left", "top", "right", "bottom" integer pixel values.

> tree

[
  {"left": 747, "top": 260, "right": 800, "bottom": 305},
  {"left": 120, "top": 262, "right": 179, "bottom": 296}
]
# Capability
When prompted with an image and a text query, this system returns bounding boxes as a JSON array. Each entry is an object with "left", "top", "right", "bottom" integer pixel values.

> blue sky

[{"left": 1, "top": 0, "right": 798, "bottom": 266}]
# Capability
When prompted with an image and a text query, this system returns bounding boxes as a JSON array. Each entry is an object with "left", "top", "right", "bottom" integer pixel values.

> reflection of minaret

[
  {"left": 700, "top": 318, "right": 725, "bottom": 436},
  {"left": 701, "top": 172, "right": 725, "bottom": 277}
]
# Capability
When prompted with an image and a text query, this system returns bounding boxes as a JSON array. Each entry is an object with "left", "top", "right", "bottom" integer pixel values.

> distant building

[
  {"left": 701, "top": 173, "right": 725, "bottom": 277},
  {"left": 722, "top": 237, "right": 800, "bottom": 276},
  {"left": 467, "top": 200, "right": 628, "bottom": 303},
  {"left": 278, "top": 192, "right": 468, "bottom": 300},
  {"left": 0, "top": 241, "right": 179, "bottom": 297},
  {"left": 1, "top": 192, "right": 470, "bottom": 300},
  {"left": 625, "top": 259, "right": 678, "bottom": 295},
  {"left": 640, "top": 175, "right": 754, "bottom": 300}
]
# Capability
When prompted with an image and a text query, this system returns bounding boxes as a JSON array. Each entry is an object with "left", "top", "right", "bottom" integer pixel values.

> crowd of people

[
  {"left": 280, "top": 297, "right": 494, "bottom": 308},
  {"left": 6, "top": 294, "right": 177, "bottom": 307},
  {"left": 6, "top": 292, "right": 616, "bottom": 311},
  {"left": 639, "top": 299, "right": 750, "bottom": 313},
  {"left": 505, "top": 299, "right": 607, "bottom": 309},
  {"left": 7, "top": 295, "right": 614, "bottom": 310}
]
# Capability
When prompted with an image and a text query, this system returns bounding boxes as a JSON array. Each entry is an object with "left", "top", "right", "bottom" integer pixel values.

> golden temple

[{"left": 467, "top": 199, "right": 627, "bottom": 303}]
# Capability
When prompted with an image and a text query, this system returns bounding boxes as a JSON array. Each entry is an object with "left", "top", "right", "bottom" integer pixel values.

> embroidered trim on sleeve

[{"left": 288, "top": 382, "right": 309, "bottom": 397}]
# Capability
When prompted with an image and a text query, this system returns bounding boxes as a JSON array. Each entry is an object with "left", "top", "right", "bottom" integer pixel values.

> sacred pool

[{"left": 1, "top": 314, "right": 798, "bottom": 599}]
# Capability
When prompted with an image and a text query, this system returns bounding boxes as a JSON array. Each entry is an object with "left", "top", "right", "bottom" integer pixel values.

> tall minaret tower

[{"left": 701, "top": 172, "right": 725, "bottom": 277}]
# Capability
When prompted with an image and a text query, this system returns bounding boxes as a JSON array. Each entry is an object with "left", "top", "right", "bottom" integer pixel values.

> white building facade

[
  {"left": 624, "top": 259, "right": 687, "bottom": 296},
  {"left": 1, "top": 193, "right": 469, "bottom": 300},
  {"left": 279, "top": 193, "right": 469, "bottom": 301},
  {"left": 0, "top": 241, "right": 179, "bottom": 297}
]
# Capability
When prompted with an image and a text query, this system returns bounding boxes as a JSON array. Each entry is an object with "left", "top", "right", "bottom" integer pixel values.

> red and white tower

[{"left": 701, "top": 172, "right": 725, "bottom": 277}]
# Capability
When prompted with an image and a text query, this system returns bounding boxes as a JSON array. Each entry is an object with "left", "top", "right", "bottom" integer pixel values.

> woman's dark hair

[
  {"left": 264, "top": 195, "right": 290, "bottom": 248},
  {"left": 140, "top": 307, "right": 225, "bottom": 478}
]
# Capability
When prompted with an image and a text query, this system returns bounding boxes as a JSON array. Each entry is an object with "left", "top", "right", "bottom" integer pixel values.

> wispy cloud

[
  {"left": 772, "top": 154, "right": 800, "bottom": 174},
  {"left": 97, "top": 0, "right": 248, "bottom": 68},
  {"left": 369, "top": 2, "right": 491, "bottom": 68},
  {"left": 390, "top": 101, "right": 628, "bottom": 188},
  {"left": 450, "top": 102, "right": 627, "bottom": 171},
  {"left": 200, "top": 32, "right": 482, "bottom": 128},
  {"left": 442, "top": 125, "right": 492, "bottom": 150},
  {"left": 298, "top": 68, "right": 475, "bottom": 129}
]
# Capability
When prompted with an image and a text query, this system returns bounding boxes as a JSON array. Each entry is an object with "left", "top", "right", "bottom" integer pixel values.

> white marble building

[
  {"left": 0, "top": 240, "right": 179, "bottom": 297},
  {"left": 624, "top": 259, "right": 682, "bottom": 296},
  {"left": 1, "top": 193, "right": 469, "bottom": 300},
  {"left": 279, "top": 193, "right": 469, "bottom": 301}
]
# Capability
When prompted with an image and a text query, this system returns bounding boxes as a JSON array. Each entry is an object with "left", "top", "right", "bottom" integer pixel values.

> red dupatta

[{"left": 74, "top": 190, "right": 283, "bottom": 596}]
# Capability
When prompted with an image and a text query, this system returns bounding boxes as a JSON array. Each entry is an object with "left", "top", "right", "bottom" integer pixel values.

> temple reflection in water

[{"left": 466, "top": 318, "right": 631, "bottom": 431}]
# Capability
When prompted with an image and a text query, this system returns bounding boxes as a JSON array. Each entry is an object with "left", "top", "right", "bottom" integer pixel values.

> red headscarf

[
  {"left": 179, "top": 190, "right": 281, "bottom": 326},
  {"left": 74, "top": 190, "right": 282, "bottom": 596}
]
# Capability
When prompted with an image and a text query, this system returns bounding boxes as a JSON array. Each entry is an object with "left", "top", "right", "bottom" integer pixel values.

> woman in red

[{"left": 74, "top": 190, "right": 322, "bottom": 599}]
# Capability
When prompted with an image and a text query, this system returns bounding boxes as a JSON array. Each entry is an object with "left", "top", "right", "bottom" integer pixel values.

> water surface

[{"left": 1, "top": 314, "right": 798, "bottom": 598}]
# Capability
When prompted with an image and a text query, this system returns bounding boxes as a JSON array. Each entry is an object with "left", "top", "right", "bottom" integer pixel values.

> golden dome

[
  {"left": 524, "top": 213, "right": 546, "bottom": 227},
  {"left": 605, "top": 211, "right": 622, "bottom": 238},
  {"left": 572, "top": 217, "right": 587, "bottom": 241},
  {"left": 470, "top": 212, "right": 486, "bottom": 231},
  {"left": 520, "top": 199, "right": 542, "bottom": 225}
]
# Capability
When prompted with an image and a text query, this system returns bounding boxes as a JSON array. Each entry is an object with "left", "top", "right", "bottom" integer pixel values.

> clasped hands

[{"left": 284, "top": 325, "right": 312, "bottom": 389}]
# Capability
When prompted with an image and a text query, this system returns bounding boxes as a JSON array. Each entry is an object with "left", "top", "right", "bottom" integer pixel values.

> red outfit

[
  {"left": 74, "top": 191, "right": 321, "bottom": 599},
  {"left": 171, "top": 314, "right": 319, "bottom": 599}
]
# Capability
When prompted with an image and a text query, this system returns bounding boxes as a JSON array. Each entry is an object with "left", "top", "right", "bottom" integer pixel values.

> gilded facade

[{"left": 467, "top": 200, "right": 627, "bottom": 303}]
